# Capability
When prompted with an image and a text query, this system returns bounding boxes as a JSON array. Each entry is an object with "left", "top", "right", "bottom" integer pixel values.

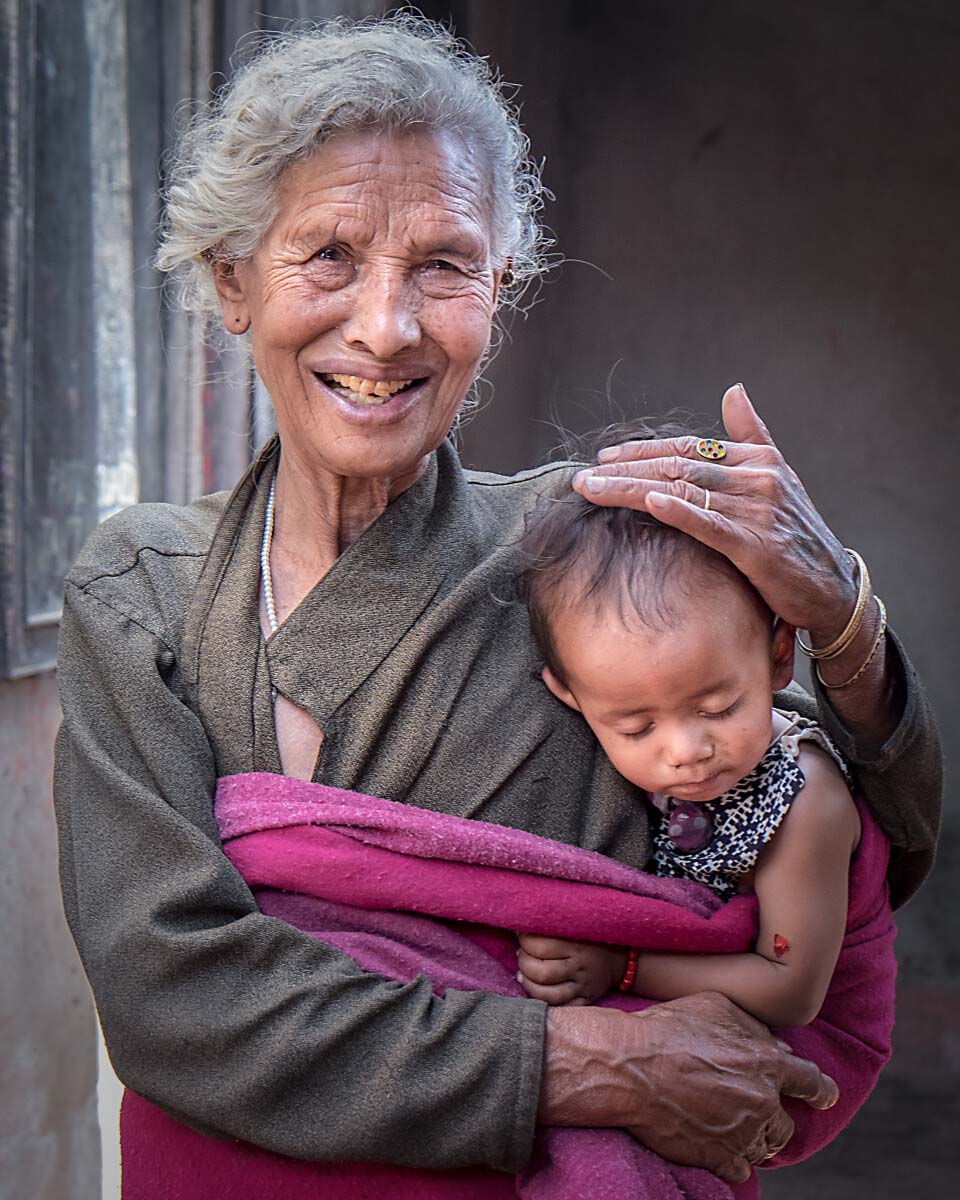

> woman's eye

[
  {"left": 307, "top": 246, "right": 356, "bottom": 289},
  {"left": 424, "top": 258, "right": 457, "bottom": 272}
]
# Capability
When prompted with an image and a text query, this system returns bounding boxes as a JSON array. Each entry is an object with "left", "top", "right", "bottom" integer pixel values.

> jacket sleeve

[
  {"left": 776, "top": 628, "right": 942, "bottom": 908},
  {"left": 54, "top": 580, "right": 545, "bottom": 1169}
]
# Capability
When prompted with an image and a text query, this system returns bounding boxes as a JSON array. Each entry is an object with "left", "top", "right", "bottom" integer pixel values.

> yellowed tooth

[{"left": 323, "top": 373, "right": 415, "bottom": 399}]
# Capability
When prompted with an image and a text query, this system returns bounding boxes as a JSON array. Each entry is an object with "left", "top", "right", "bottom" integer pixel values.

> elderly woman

[{"left": 55, "top": 14, "right": 939, "bottom": 1198}]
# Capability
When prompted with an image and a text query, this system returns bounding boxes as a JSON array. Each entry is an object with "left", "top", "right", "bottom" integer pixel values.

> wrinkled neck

[{"left": 265, "top": 448, "right": 428, "bottom": 618}]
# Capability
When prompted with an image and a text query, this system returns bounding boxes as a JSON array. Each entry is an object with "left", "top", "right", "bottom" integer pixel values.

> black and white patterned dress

[{"left": 650, "top": 712, "right": 850, "bottom": 901}]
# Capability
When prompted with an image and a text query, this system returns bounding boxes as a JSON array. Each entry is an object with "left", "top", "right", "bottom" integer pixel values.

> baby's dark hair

[{"left": 516, "top": 424, "right": 772, "bottom": 683}]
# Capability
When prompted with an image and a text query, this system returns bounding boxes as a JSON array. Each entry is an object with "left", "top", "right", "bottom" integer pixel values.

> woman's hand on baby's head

[
  {"left": 573, "top": 384, "right": 857, "bottom": 638},
  {"left": 517, "top": 933, "right": 628, "bottom": 1005}
]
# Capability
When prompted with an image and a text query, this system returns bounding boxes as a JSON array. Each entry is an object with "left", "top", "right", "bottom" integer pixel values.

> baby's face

[{"left": 542, "top": 581, "right": 795, "bottom": 802}]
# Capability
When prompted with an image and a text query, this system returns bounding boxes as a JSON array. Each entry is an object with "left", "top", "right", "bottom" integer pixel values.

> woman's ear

[
  {"left": 541, "top": 665, "right": 581, "bottom": 713},
  {"left": 211, "top": 259, "right": 251, "bottom": 335},
  {"left": 770, "top": 619, "right": 797, "bottom": 691}
]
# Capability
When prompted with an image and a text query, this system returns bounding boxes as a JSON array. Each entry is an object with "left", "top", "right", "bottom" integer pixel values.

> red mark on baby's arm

[{"left": 773, "top": 934, "right": 790, "bottom": 958}]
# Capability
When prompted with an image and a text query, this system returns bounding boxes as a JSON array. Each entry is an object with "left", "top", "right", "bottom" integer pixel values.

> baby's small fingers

[
  {"left": 517, "top": 951, "right": 572, "bottom": 987},
  {"left": 517, "top": 976, "right": 585, "bottom": 1006},
  {"left": 517, "top": 934, "right": 575, "bottom": 958}
]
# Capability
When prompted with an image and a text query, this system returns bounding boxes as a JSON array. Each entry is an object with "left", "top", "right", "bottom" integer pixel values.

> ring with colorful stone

[{"left": 695, "top": 437, "right": 727, "bottom": 461}]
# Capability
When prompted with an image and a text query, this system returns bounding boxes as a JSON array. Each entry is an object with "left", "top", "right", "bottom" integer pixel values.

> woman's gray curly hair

[{"left": 155, "top": 13, "right": 550, "bottom": 319}]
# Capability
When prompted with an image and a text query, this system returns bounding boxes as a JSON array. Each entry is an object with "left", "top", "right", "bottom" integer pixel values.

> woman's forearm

[
  {"left": 806, "top": 586, "right": 903, "bottom": 752},
  {"left": 538, "top": 995, "right": 837, "bottom": 1184},
  {"left": 56, "top": 581, "right": 544, "bottom": 1172}
]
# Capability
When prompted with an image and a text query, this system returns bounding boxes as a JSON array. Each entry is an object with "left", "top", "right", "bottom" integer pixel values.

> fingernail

[
  {"left": 597, "top": 446, "right": 619, "bottom": 463},
  {"left": 584, "top": 475, "right": 611, "bottom": 493},
  {"left": 647, "top": 491, "right": 668, "bottom": 507},
  {"left": 573, "top": 469, "right": 590, "bottom": 487},
  {"left": 516, "top": 970, "right": 523, "bottom": 983},
  {"left": 736, "top": 381, "right": 749, "bottom": 398}
]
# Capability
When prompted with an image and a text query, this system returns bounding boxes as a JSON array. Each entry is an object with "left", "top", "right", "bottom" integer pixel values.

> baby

[{"left": 514, "top": 488, "right": 861, "bottom": 1028}]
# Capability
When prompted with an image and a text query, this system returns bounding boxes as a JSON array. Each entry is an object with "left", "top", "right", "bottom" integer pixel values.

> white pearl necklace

[{"left": 259, "top": 474, "right": 279, "bottom": 636}]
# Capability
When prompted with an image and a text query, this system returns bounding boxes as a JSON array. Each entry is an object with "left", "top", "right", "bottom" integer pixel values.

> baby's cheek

[
  {"left": 600, "top": 740, "right": 646, "bottom": 788},
  {"left": 730, "top": 718, "right": 771, "bottom": 771}
]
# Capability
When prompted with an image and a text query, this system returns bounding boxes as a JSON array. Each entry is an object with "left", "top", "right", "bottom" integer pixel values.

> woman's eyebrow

[
  {"left": 284, "top": 219, "right": 342, "bottom": 249},
  {"left": 409, "top": 232, "right": 486, "bottom": 260},
  {"left": 423, "top": 243, "right": 478, "bottom": 258}
]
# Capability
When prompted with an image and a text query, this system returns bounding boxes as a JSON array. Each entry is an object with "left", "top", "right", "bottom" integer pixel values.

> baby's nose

[{"left": 665, "top": 729, "right": 714, "bottom": 771}]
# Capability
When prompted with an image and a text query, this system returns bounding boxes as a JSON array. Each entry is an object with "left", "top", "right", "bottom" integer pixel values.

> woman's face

[{"left": 216, "top": 129, "right": 502, "bottom": 484}]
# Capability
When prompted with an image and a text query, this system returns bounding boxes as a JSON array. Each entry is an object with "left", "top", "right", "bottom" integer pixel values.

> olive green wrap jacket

[{"left": 54, "top": 438, "right": 941, "bottom": 1171}]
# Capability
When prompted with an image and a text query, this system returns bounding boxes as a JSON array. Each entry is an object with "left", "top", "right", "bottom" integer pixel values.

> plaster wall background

[
  {"left": 0, "top": 674, "right": 99, "bottom": 1200},
  {"left": 2, "top": 4, "right": 955, "bottom": 1198},
  {"left": 453, "top": 3, "right": 958, "bottom": 1193}
]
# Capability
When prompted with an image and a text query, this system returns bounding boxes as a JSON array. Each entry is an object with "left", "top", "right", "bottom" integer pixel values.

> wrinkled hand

[
  {"left": 539, "top": 991, "right": 838, "bottom": 1185},
  {"left": 517, "top": 933, "right": 628, "bottom": 1005},
  {"left": 572, "top": 384, "right": 856, "bottom": 640}
]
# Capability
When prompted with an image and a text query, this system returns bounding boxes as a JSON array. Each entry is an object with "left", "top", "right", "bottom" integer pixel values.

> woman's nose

[{"left": 341, "top": 267, "right": 421, "bottom": 359}]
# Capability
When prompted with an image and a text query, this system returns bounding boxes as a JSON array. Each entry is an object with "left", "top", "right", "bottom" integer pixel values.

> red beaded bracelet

[{"left": 618, "top": 947, "right": 639, "bottom": 992}]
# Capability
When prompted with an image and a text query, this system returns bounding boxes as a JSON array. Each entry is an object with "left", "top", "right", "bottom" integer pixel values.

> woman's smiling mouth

[{"left": 318, "top": 372, "right": 422, "bottom": 406}]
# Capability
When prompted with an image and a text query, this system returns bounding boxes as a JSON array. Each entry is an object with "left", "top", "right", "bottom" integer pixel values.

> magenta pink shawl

[{"left": 121, "top": 774, "right": 896, "bottom": 1199}]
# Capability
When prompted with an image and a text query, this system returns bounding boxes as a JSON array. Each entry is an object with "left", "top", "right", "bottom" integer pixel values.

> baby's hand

[{"left": 516, "top": 933, "right": 628, "bottom": 1005}]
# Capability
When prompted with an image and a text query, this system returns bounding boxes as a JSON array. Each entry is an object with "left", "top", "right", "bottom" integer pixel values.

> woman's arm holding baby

[{"left": 519, "top": 749, "right": 859, "bottom": 1028}]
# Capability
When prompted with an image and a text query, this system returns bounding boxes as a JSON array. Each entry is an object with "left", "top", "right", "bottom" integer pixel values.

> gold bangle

[
  {"left": 796, "top": 549, "right": 871, "bottom": 661},
  {"left": 815, "top": 596, "right": 887, "bottom": 690}
]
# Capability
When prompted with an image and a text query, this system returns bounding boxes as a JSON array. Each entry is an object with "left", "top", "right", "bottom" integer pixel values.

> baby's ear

[
  {"left": 541, "top": 666, "right": 581, "bottom": 713},
  {"left": 770, "top": 619, "right": 797, "bottom": 690}
]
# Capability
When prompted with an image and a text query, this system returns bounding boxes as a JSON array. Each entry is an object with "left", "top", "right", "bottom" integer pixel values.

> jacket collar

[{"left": 182, "top": 438, "right": 484, "bottom": 777}]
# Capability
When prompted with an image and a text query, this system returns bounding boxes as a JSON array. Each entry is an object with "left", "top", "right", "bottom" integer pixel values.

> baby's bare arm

[{"left": 633, "top": 747, "right": 860, "bottom": 1027}]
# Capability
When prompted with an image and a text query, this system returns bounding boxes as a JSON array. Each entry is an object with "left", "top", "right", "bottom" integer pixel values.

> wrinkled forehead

[{"left": 270, "top": 127, "right": 496, "bottom": 254}]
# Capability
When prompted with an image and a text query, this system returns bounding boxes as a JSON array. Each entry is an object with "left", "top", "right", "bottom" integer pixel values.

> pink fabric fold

[{"left": 121, "top": 773, "right": 896, "bottom": 1199}]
